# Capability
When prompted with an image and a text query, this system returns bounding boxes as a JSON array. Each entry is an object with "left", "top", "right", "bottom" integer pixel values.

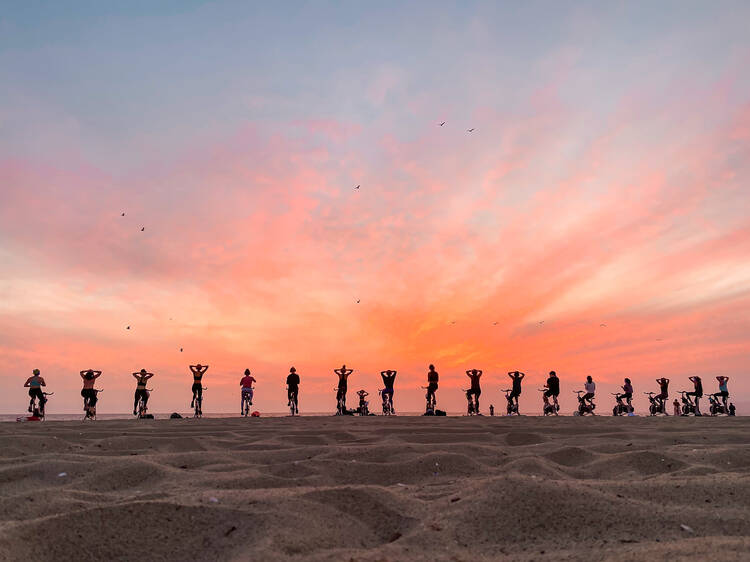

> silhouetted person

[
  {"left": 80, "top": 369, "right": 102, "bottom": 412},
  {"left": 24, "top": 369, "right": 47, "bottom": 413},
  {"left": 190, "top": 364, "right": 209, "bottom": 408},
  {"left": 380, "top": 370, "right": 396, "bottom": 412},
  {"left": 426, "top": 364, "right": 439, "bottom": 411},
  {"left": 287, "top": 367, "right": 300, "bottom": 414},
  {"left": 507, "top": 371, "right": 525, "bottom": 410},
  {"left": 132, "top": 369, "right": 154, "bottom": 415},
  {"left": 687, "top": 376, "right": 703, "bottom": 415},
  {"left": 544, "top": 371, "right": 560, "bottom": 412},
  {"left": 466, "top": 369, "right": 482, "bottom": 412},
  {"left": 656, "top": 377, "right": 670, "bottom": 412},
  {"left": 334, "top": 364, "right": 353, "bottom": 414},
  {"left": 714, "top": 376, "right": 730, "bottom": 409}
]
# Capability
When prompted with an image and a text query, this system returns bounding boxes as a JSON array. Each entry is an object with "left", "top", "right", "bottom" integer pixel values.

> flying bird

[
  {"left": 126, "top": 326, "right": 130, "bottom": 330},
  {"left": 439, "top": 122, "right": 445, "bottom": 126},
  {"left": 356, "top": 299, "right": 360, "bottom": 304},
  {"left": 121, "top": 213, "right": 125, "bottom": 217},
  {"left": 140, "top": 227, "right": 145, "bottom": 232},
  {"left": 450, "top": 321, "right": 456, "bottom": 325},
  {"left": 180, "top": 348, "right": 183, "bottom": 352},
  {"left": 467, "top": 128, "right": 475, "bottom": 133},
  {"left": 493, "top": 322, "right": 499, "bottom": 326},
  {"left": 600, "top": 323, "right": 607, "bottom": 327},
  {"left": 539, "top": 321, "right": 545, "bottom": 325},
  {"left": 354, "top": 185, "right": 360, "bottom": 190}
]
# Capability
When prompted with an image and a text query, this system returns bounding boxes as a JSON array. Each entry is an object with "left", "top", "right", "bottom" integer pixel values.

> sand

[{"left": 1, "top": 415, "right": 749, "bottom": 561}]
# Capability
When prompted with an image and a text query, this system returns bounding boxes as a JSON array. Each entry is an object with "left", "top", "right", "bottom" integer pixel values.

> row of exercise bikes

[{"left": 461, "top": 387, "right": 736, "bottom": 417}]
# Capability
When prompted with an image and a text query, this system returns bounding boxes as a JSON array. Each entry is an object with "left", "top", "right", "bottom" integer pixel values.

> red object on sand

[
  {"left": 251, "top": 411, "right": 260, "bottom": 417},
  {"left": 17, "top": 415, "right": 41, "bottom": 422}
]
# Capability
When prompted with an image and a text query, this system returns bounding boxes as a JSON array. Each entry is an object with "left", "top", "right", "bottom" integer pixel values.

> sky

[{"left": 1, "top": 1, "right": 749, "bottom": 415}]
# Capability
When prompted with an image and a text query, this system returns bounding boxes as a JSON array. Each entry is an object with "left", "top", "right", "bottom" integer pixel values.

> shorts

[
  {"left": 81, "top": 388, "right": 98, "bottom": 407},
  {"left": 135, "top": 389, "right": 149, "bottom": 402},
  {"left": 467, "top": 388, "right": 481, "bottom": 398},
  {"left": 381, "top": 388, "right": 394, "bottom": 396},
  {"left": 427, "top": 383, "right": 438, "bottom": 393},
  {"left": 618, "top": 392, "right": 632, "bottom": 401},
  {"left": 28, "top": 388, "right": 44, "bottom": 402},
  {"left": 242, "top": 388, "right": 254, "bottom": 400},
  {"left": 544, "top": 389, "right": 559, "bottom": 398},
  {"left": 336, "top": 387, "right": 347, "bottom": 401},
  {"left": 509, "top": 389, "right": 521, "bottom": 399},
  {"left": 192, "top": 382, "right": 203, "bottom": 392}
]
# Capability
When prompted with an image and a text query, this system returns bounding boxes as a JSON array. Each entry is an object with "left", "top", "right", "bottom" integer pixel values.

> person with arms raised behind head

[
  {"left": 465, "top": 369, "right": 483, "bottom": 413},
  {"left": 80, "top": 369, "right": 102, "bottom": 415},
  {"left": 334, "top": 364, "right": 354, "bottom": 414},
  {"left": 190, "top": 364, "right": 209, "bottom": 410},
  {"left": 132, "top": 369, "right": 154, "bottom": 416}
]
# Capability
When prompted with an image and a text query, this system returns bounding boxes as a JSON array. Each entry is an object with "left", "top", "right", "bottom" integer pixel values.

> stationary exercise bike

[
  {"left": 501, "top": 389, "right": 519, "bottom": 416},
  {"left": 678, "top": 391, "right": 700, "bottom": 416},
  {"left": 612, "top": 393, "right": 634, "bottom": 416},
  {"left": 645, "top": 391, "right": 668, "bottom": 416},
  {"left": 539, "top": 389, "right": 559, "bottom": 416},
  {"left": 573, "top": 390, "right": 596, "bottom": 416}
]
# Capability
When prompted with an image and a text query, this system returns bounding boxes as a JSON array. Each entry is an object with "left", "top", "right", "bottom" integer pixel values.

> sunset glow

[{"left": 1, "top": 2, "right": 749, "bottom": 414}]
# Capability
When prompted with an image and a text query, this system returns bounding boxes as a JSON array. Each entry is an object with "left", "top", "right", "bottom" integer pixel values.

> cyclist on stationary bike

[
  {"left": 286, "top": 367, "right": 299, "bottom": 414},
  {"left": 240, "top": 369, "right": 256, "bottom": 414},
  {"left": 686, "top": 376, "right": 703, "bottom": 415},
  {"left": 425, "top": 364, "right": 439, "bottom": 413},
  {"left": 507, "top": 371, "right": 525, "bottom": 413},
  {"left": 334, "top": 364, "right": 353, "bottom": 414},
  {"left": 190, "top": 364, "right": 209, "bottom": 410},
  {"left": 24, "top": 369, "right": 47, "bottom": 414},
  {"left": 543, "top": 371, "right": 560, "bottom": 414},
  {"left": 655, "top": 377, "right": 670, "bottom": 414},
  {"left": 615, "top": 377, "right": 634, "bottom": 413},
  {"left": 132, "top": 369, "right": 154, "bottom": 416},
  {"left": 80, "top": 369, "right": 102, "bottom": 415},
  {"left": 465, "top": 369, "right": 482, "bottom": 414},
  {"left": 380, "top": 370, "right": 396, "bottom": 413}
]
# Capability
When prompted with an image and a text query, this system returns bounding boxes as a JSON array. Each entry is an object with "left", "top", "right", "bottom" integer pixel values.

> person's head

[
  {"left": 244, "top": 368, "right": 250, "bottom": 376},
  {"left": 624, "top": 378, "right": 631, "bottom": 384},
  {"left": 140, "top": 369, "right": 147, "bottom": 375},
  {"left": 429, "top": 364, "right": 435, "bottom": 371},
  {"left": 549, "top": 371, "right": 556, "bottom": 377},
  {"left": 471, "top": 369, "right": 477, "bottom": 375},
  {"left": 32, "top": 369, "right": 40, "bottom": 376},
  {"left": 290, "top": 366, "right": 296, "bottom": 373},
  {"left": 196, "top": 364, "right": 202, "bottom": 369},
  {"left": 84, "top": 370, "right": 94, "bottom": 380},
  {"left": 586, "top": 375, "right": 593, "bottom": 382},
  {"left": 341, "top": 364, "right": 346, "bottom": 370}
]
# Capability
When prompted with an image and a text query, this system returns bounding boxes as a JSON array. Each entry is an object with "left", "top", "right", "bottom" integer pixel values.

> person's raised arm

[
  {"left": 477, "top": 370, "right": 483, "bottom": 377},
  {"left": 201, "top": 365, "right": 209, "bottom": 373},
  {"left": 145, "top": 372, "right": 154, "bottom": 380},
  {"left": 80, "top": 371, "right": 87, "bottom": 378},
  {"left": 93, "top": 370, "right": 102, "bottom": 378},
  {"left": 466, "top": 370, "right": 472, "bottom": 377},
  {"left": 132, "top": 372, "right": 140, "bottom": 380},
  {"left": 189, "top": 365, "right": 198, "bottom": 374},
  {"left": 334, "top": 369, "right": 342, "bottom": 376},
  {"left": 519, "top": 372, "right": 525, "bottom": 380}
]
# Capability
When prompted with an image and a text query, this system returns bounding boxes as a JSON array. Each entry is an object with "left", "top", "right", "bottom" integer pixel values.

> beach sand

[{"left": 1, "top": 415, "right": 749, "bottom": 561}]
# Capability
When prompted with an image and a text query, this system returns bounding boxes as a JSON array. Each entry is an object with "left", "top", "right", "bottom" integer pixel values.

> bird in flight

[
  {"left": 140, "top": 227, "right": 145, "bottom": 232},
  {"left": 450, "top": 321, "right": 456, "bottom": 325},
  {"left": 493, "top": 321, "right": 499, "bottom": 326},
  {"left": 356, "top": 299, "right": 360, "bottom": 304},
  {"left": 538, "top": 320, "right": 545, "bottom": 325},
  {"left": 354, "top": 185, "right": 360, "bottom": 190},
  {"left": 126, "top": 326, "right": 130, "bottom": 330},
  {"left": 121, "top": 212, "right": 125, "bottom": 217},
  {"left": 439, "top": 122, "right": 445, "bottom": 126},
  {"left": 467, "top": 128, "right": 475, "bottom": 133},
  {"left": 180, "top": 347, "right": 183, "bottom": 352},
  {"left": 600, "top": 323, "right": 607, "bottom": 327}
]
